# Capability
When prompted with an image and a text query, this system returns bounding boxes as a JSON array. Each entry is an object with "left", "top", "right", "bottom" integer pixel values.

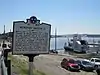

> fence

[{"left": 0, "top": 52, "right": 8, "bottom": 75}]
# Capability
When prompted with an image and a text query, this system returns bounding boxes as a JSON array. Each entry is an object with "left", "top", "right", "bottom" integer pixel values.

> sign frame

[{"left": 12, "top": 20, "right": 51, "bottom": 55}]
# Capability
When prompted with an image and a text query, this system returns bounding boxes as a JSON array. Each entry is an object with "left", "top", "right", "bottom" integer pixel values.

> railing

[{"left": 0, "top": 53, "right": 8, "bottom": 75}]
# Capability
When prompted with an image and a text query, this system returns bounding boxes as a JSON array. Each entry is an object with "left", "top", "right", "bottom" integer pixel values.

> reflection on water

[{"left": 50, "top": 37, "right": 100, "bottom": 50}]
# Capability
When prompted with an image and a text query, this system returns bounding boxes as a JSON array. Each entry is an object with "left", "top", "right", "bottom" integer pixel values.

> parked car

[
  {"left": 90, "top": 58, "right": 100, "bottom": 69},
  {"left": 61, "top": 58, "right": 80, "bottom": 71},
  {"left": 76, "top": 59, "right": 94, "bottom": 71}
]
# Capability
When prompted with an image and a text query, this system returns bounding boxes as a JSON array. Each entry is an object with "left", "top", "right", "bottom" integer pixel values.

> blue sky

[{"left": 0, "top": 0, "right": 100, "bottom": 34}]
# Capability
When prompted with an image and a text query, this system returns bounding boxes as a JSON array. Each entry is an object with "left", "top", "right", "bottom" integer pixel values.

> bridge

[
  {"left": 1, "top": 32, "right": 100, "bottom": 39},
  {"left": 51, "top": 34, "right": 100, "bottom": 38}
]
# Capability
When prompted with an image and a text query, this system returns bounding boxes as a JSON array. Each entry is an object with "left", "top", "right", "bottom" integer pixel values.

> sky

[{"left": 0, "top": 0, "right": 100, "bottom": 35}]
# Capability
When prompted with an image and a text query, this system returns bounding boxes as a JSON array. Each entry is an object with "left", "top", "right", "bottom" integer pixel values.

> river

[{"left": 50, "top": 37, "right": 100, "bottom": 50}]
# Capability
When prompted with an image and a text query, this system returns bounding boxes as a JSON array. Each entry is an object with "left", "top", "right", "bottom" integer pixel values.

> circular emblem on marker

[{"left": 30, "top": 16, "right": 37, "bottom": 24}]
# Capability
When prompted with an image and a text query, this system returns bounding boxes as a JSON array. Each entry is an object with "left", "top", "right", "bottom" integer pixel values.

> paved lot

[{"left": 34, "top": 54, "right": 97, "bottom": 75}]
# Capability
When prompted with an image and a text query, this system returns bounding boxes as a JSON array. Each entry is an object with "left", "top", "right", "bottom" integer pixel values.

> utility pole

[
  {"left": 2, "top": 25, "right": 6, "bottom": 51},
  {"left": 2, "top": 25, "right": 6, "bottom": 55},
  {"left": 55, "top": 28, "right": 57, "bottom": 51},
  {"left": 4, "top": 25, "right": 5, "bottom": 33},
  {"left": 3, "top": 25, "right": 5, "bottom": 43}
]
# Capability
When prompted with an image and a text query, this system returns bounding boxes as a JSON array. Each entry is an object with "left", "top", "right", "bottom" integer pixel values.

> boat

[{"left": 64, "top": 34, "right": 89, "bottom": 53}]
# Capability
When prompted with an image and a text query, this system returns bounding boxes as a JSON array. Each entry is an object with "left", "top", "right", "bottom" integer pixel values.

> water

[{"left": 50, "top": 37, "right": 100, "bottom": 50}]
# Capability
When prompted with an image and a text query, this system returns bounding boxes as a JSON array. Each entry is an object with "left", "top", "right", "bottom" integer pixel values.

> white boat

[{"left": 64, "top": 34, "right": 89, "bottom": 53}]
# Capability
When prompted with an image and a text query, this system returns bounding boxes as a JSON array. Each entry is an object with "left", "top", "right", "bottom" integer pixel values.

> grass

[{"left": 8, "top": 53, "right": 46, "bottom": 75}]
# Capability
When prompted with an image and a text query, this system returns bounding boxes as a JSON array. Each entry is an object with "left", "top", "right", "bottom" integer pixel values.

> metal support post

[
  {"left": 24, "top": 54, "right": 39, "bottom": 75},
  {"left": 55, "top": 28, "right": 57, "bottom": 51},
  {"left": 3, "top": 49, "right": 11, "bottom": 75},
  {"left": 7, "top": 60, "right": 11, "bottom": 75}
]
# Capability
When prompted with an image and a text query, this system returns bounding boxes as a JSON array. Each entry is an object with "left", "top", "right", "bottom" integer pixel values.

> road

[{"left": 34, "top": 54, "right": 97, "bottom": 75}]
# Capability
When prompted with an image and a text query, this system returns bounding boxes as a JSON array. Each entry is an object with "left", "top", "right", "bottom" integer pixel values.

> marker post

[
  {"left": 12, "top": 16, "right": 51, "bottom": 75},
  {"left": 24, "top": 54, "right": 39, "bottom": 75}
]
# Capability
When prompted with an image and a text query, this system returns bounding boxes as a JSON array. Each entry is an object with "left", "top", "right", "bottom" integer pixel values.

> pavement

[
  {"left": 10, "top": 52, "right": 97, "bottom": 75},
  {"left": 34, "top": 54, "right": 97, "bottom": 75}
]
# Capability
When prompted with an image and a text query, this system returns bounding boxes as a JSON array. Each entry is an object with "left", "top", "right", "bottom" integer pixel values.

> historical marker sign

[{"left": 12, "top": 17, "right": 51, "bottom": 55}]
